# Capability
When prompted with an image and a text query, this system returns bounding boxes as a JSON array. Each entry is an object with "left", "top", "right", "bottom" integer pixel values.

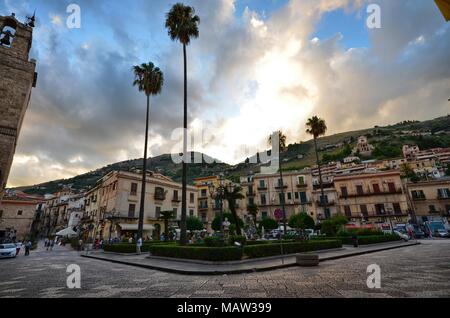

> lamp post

[{"left": 208, "top": 173, "right": 225, "bottom": 237}]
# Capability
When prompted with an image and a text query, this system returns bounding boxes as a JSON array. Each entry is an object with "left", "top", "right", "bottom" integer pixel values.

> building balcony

[
  {"left": 339, "top": 188, "right": 403, "bottom": 199},
  {"left": 437, "top": 195, "right": 450, "bottom": 200},
  {"left": 257, "top": 186, "right": 268, "bottom": 191},
  {"left": 316, "top": 200, "right": 335, "bottom": 207},
  {"left": 154, "top": 194, "right": 166, "bottom": 201},
  {"left": 274, "top": 185, "right": 288, "bottom": 190},
  {"left": 412, "top": 196, "right": 427, "bottom": 201},
  {"left": 172, "top": 197, "right": 181, "bottom": 203},
  {"left": 296, "top": 183, "right": 308, "bottom": 188}
]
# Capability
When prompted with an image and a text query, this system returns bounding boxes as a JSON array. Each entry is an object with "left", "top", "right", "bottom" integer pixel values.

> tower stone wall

[{"left": 0, "top": 13, "right": 37, "bottom": 197}]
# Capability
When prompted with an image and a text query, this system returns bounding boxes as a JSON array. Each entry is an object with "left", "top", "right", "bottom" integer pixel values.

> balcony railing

[
  {"left": 339, "top": 188, "right": 403, "bottom": 198},
  {"left": 316, "top": 200, "right": 335, "bottom": 207},
  {"left": 257, "top": 186, "right": 268, "bottom": 191},
  {"left": 296, "top": 183, "right": 308, "bottom": 188},
  {"left": 437, "top": 194, "right": 450, "bottom": 200},
  {"left": 412, "top": 196, "right": 426, "bottom": 201},
  {"left": 274, "top": 185, "right": 288, "bottom": 190},
  {"left": 154, "top": 193, "right": 166, "bottom": 201}
]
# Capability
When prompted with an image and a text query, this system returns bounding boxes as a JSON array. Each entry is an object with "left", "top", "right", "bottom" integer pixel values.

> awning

[
  {"left": 118, "top": 223, "right": 155, "bottom": 231},
  {"left": 55, "top": 227, "right": 78, "bottom": 237}
]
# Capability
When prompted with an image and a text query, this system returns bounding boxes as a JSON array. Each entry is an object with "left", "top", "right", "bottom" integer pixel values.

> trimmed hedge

[
  {"left": 311, "top": 234, "right": 401, "bottom": 245},
  {"left": 103, "top": 241, "right": 174, "bottom": 253},
  {"left": 149, "top": 245, "right": 243, "bottom": 261},
  {"left": 243, "top": 240, "right": 342, "bottom": 259}
]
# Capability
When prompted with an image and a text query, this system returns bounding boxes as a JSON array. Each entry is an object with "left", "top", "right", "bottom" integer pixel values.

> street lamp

[{"left": 208, "top": 173, "right": 225, "bottom": 237}]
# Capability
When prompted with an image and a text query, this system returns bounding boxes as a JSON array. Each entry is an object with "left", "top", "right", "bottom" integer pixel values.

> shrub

[
  {"left": 243, "top": 240, "right": 341, "bottom": 259},
  {"left": 103, "top": 241, "right": 175, "bottom": 253},
  {"left": 149, "top": 245, "right": 243, "bottom": 262},
  {"left": 204, "top": 236, "right": 225, "bottom": 247},
  {"left": 258, "top": 218, "right": 278, "bottom": 230},
  {"left": 228, "top": 235, "right": 246, "bottom": 246},
  {"left": 321, "top": 214, "right": 348, "bottom": 236},
  {"left": 187, "top": 216, "right": 204, "bottom": 231},
  {"left": 288, "top": 213, "right": 315, "bottom": 230}
]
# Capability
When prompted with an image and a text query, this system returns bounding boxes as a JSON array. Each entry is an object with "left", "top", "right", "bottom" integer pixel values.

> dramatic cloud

[{"left": 2, "top": 0, "right": 449, "bottom": 187}]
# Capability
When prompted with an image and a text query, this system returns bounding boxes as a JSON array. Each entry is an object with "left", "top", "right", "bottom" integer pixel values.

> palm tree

[
  {"left": 132, "top": 62, "right": 164, "bottom": 240},
  {"left": 224, "top": 185, "right": 245, "bottom": 235},
  {"left": 159, "top": 210, "right": 175, "bottom": 241},
  {"left": 306, "top": 116, "right": 328, "bottom": 218},
  {"left": 247, "top": 203, "right": 259, "bottom": 229},
  {"left": 268, "top": 130, "right": 287, "bottom": 233},
  {"left": 165, "top": 3, "right": 200, "bottom": 245}
]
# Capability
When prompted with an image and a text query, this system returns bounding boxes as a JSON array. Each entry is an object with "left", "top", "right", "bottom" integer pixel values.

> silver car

[{"left": 0, "top": 243, "right": 17, "bottom": 258}]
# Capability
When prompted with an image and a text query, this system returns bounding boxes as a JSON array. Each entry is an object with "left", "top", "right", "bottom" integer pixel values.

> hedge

[
  {"left": 149, "top": 245, "right": 243, "bottom": 261},
  {"left": 103, "top": 241, "right": 175, "bottom": 253},
  {"left": 311, "top": 235, "right": 401, "bottom": 245},
  {"left": 243, "top": 240, "right": 342, "bottom": 259}
]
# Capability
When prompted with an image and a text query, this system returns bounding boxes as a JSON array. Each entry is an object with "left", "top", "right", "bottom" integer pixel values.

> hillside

[{"left": 15, "top": 115, "right": 450, "bottom": 195}]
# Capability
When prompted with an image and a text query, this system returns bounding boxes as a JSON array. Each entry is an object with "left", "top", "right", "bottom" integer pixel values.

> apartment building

[
  {"left": 252, "top": 170, "right": 315, "bottom": 221},
  {"left": 407, "top": 179, "right": 450, "bottom": 223},
  {"left": 334, "top": 171, "right": 410, "bottom": 227},
  {"left": 99, "top": 171, "right": 198, "bottom": 240}
]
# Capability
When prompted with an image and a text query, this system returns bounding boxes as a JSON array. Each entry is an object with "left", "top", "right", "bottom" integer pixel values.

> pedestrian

[
  {"left": 49, "top": 239, "right": 54, "bottom": 251},
  {"left": 44, "top": 238, "right": 49, "bottom": 249},
  {"left": 136, "top": 237, "right": 142, "bottom": 254},
  {"left": 78, "top": 239, "right": 83, "bottom": 251},
  {"left": 15, "top": 242, "right": 22, "bottom": 256},
  {"left": 25, "top": 241, "right": 31, "bottom": 256}
]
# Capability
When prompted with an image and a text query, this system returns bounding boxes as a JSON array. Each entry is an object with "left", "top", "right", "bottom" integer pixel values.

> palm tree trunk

[
  {"left": 230, "top": 205, "right": 241, "bottom": 235},
  {"left": 313, "top": 137, "right": 327, "bottom": 219},
  {"left": 180, "top": 43, "right": 188, "bottom": 245},
  {"left": 279, "top": 156, "right": 287, "bottom": 234},
  {"left": 138, "top": 94, "right": 150, "bottom": 240}
]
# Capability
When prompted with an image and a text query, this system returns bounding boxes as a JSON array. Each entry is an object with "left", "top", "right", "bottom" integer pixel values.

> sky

[{"left": 1, "top": 0, "right": 450, "bottom": 187}]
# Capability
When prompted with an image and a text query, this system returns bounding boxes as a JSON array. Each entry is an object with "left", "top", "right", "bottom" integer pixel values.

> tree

[
  {"left": 268, "top": 130, "right": 288, "bottom": 233},
  {"left": 132, "top": 62, "right": 164, "bottom": 240},
  {"left": 159, "top": 210, "right": 174, "bottom": 240},
  {"left": 165, "top": 3, "right": 200, "bottom": 245},
  {"left": 224, "top": 185, "right": 245, "bottom": 235},
  {"left": 288, "top": 213, "right": 315, "bottom": 230},
  {"left": 258, "top": 218, "right": 278, "bottom": 231},
  {"left": 306, "top": 116, "right": 328, "bottom": 218},
  {"left": 186, "top": 216, "right": 204, "bottom": 231},
  {"left": 247, "top": 203, "right": 259, "bottom": 221},
  {"left": 212, "top": 212, "right": 243, "bottom": 234},
  {"left": 320, "top": 214, "right": 348, "bottom": 236}
]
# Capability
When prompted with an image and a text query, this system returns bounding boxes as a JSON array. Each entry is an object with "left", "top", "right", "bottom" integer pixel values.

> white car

[
  {"left": 435, "top": 229, "right": 449, "bottom": 238},
  {"left": 0, "top": 243, "right": 17, "bottom": 259}
]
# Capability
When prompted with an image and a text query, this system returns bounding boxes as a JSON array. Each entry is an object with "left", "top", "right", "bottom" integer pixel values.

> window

[
  {"left": 373, "top": 183, "right": 380, "bottom": 193},
  {"left": 259, "top": 180, "right": 266, "bottom": 188},
  {"left": 201, "top": 189, "right": 207, "bottom": 197},
  {"left": 248, "top": 197, "right": 254, "bottom": 205},
  {"left": 189, "top": 209, "right": 194, "bottom": 217},
  {"left": 154, "top": 187, "right": 165, "bottom": 200},
  {"left": 356, "top": 185, "right": 364, "bottom": 195},
  {"left": 173, "top": 190, "right": 178, "bottom": 201},
  {"left": 261, "top": 211, "right": 268, "bottom": 219},
  {"left": 277, "top": 179, "right": 283, "bottom": 187},
  {"left": 438, "top": 188, "right": 450, "bottom": 199},
  {"left": 429, "top": 205, "right": 437, "bottom": 213},
  {"left": 0, "top": 210, "right": 3, "bottom": 218},
  {"left": 155, "top": 206, "right": 161, "bottom": 218},
  {"left": 17, "top": 210, "right": 23, "bottom": 216},
  {"left": 190, "top": 192, "right": 195, "bottom": 203},
  {"left": 201, "top": 213, "right": 207, "bottom": 222},
  {"left": 0, "top": 23, "right": 16, "bottom": 48},
  {"left": 344, "top": 206, "right": 352, "bottom": 217},
  {"left": 393, "top": 203, "right": 402, "bottom": 215},
  {"left": 387, "top": 182, "right": 396, "bottom": 193},
  {"left": 294, "top": 192, "right": 299, "bottom": 200},
  {"left": 324, "top": 208, "right": 331, "bottom": 219},
  {"left": 130, "top": 183, "right": 138, "bottom": 195},
  {"left": 340, "top": 186, "right": 348, "bottom": 197},
  {"left": 298, "top": 176, "right": 305, "bottom": 185},
  {"left": 319, "top": 195, "right": 328, "bottom": 205},
  {"left": 128, "top": 204, "right": 135, "bottom": 218},
  {"left": 287, "top": 192, "right": 292, "bottom": 200},
  {"left": 299, "top": 192, "right": 307, "bottom": 204},
  {"left": 360, "top": 205, "right": 368, "bottom": 217},
  {"left": 411, "top": 190, "right": 425, "bottom": 199},
  {"left": 278, "top": 193, "right": 285, "bottom": 203},
  {"left": 173, "top": 208, "right": 178, "bottom": 219},
  {"left": 375, "top": 204, "right": 385, "bottom": 215},
  {"left": 261, "top": 194, "right": 267, "bottom": 205}
]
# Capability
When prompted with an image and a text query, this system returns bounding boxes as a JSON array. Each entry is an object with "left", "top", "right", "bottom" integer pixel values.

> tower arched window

[{"left": 0, "top": 18, "right": 17, "bottom": 47}]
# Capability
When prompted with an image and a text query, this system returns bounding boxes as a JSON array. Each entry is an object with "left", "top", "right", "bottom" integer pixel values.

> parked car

[
  {"left": 0, "top": 243, "right": 18, "bottom": 259},
  {"left": 394, "top": 230, "right": 409, "bottom": 241},
  {"left": 434, "top": 229, "right": 449, "bottom": 238}
]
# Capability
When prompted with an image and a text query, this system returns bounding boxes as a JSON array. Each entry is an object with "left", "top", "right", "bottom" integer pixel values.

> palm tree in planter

[
  {"left": 132, "top": 62, "right": 164, "bottom": 240},
  {"left": 268, "top": 130, "right": 287, "bottom": 233},
  {"left": 224, "top": 185, "right": 245, "bottom": 236},
  {"left": 159, "top": 210, "right": 175, "bottom": 241},
  {"left": 165, "top": 3, "right": 200, "bottom": 245},
  {"left": 306, "top": 116, "right": 328, "bottom": 218}
]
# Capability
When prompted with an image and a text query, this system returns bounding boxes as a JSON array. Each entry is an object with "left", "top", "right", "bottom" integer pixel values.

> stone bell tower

[{"left": 0, "top": 13, "right": 37, "bottom": 197}]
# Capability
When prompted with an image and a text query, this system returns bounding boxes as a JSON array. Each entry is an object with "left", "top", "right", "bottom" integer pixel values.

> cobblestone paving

[{"left": 1, "top": 240, "right": 449, "bottom": 298}]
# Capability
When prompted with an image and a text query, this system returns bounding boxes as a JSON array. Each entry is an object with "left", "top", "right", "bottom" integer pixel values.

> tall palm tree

[
  {"left": 132, "top": 62, "right": 164, "bottom": 240},
  {"left": 268, "top": 131, "right": 287, "bottom": 233},
  {"left": 224, "top": 185, "right": 245, "bottom": 235},
  {"left": 159, "top": 210, "right": 175, "bottom": 241},
  {"left": 306, "top": 116, "right": 328, "bottom": 218},
  {"left": 165, "top": 3, "right": 200, "bottom": 245}
]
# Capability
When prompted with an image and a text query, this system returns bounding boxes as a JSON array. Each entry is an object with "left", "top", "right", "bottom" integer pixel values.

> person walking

[
  {"left": 24, "top": 241, "right": 31, "bottom": 256},
  {"left": 49, "top": 239, "right": 54, "bottom": 251},
  {"left": 44, "top": 238, "right": 49, "bottom": 250},
  {"left": 136, "top": 237, "right": 142, "bottom": 254}
]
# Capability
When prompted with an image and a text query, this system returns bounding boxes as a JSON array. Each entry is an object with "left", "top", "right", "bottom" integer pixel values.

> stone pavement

[
  {"left": 0, "top": 239, "right": 449, "bottom": 297},
  {"left": 81, "top": 240, "right": 420, "bottom": 275}
]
